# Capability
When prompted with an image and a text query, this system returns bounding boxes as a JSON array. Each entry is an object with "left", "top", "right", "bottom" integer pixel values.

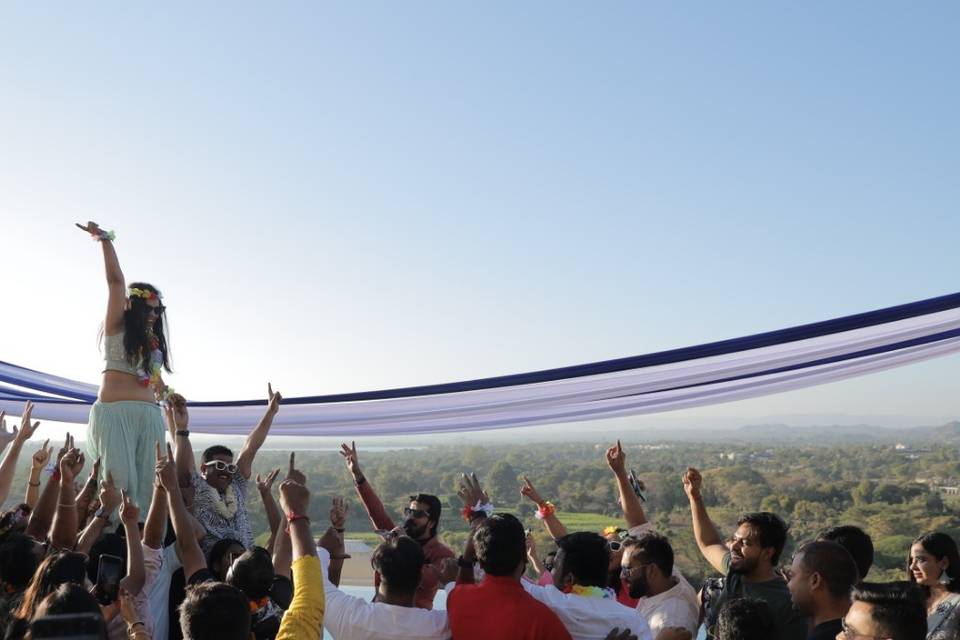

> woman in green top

[{"left": 76, "top": 221, "right": 172, "bottom": 513}]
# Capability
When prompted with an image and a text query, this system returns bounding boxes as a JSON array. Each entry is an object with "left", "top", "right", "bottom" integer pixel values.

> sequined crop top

[{"left": 103, "top": 332, "right": 141, "bottom": 376}]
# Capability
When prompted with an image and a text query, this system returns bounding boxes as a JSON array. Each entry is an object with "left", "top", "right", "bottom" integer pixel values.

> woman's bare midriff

[{"left": 99, "top": 370, "right": 157, "bottom": 403}]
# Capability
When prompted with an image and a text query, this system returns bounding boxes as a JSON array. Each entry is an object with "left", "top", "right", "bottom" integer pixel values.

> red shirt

[
  {"left": 448, "top": 575, "right": 573, "bottom": 640},
  {"left": 355, "top": 478, "right": 455, "bottom": 610}
]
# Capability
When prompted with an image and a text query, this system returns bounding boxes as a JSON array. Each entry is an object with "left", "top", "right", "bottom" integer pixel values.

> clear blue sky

[{"left": 2, "top": 2, "right": 958, "bottom": 439}]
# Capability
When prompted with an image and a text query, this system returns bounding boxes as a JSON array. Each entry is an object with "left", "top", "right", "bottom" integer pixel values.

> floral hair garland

[{"left": 129, "top": 287, "right": 161, "bottom": 301}]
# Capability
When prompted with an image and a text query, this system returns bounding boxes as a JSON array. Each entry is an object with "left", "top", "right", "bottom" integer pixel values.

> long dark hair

[
  {"left": 909, "top": 532, "right": 960, "bottom": 594},
  {"left": 100, "top": 281, "right": 173, "bottom": 372},
  {"left": 14, "top": 551, "right": 88, "bottom": 621}
]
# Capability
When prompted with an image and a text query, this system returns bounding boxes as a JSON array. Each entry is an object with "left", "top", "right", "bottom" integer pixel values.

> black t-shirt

[{"left": 808, "top": 619, "right": 842, "bottom": 640}]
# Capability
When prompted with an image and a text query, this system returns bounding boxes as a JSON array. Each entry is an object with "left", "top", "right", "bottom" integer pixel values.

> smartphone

[
  {"left": 628, "top": 470, "right": 647, "bottom": 502},
  {"left": 95, "top": 553, "right": 123, "bottom": 605},
  {"left": 31, "top": 613, "right": 104, "bottom": 639}
]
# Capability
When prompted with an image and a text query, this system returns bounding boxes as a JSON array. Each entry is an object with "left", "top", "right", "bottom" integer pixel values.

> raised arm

[
  {"left": 256, "top": 468, "right": 282, "bottom": 553},
  {"left": 157, "top": 443, "right": 206, "bottom": 580},
  {"left": 76, "top": 474, "right": 122, "bottom": 555},
  {"left": 276, "top": 466, "right": 326, "bottom": 640},
  {"left": 50, "top": 446, "right": 85, "bottom": 550},
  {"left": 683, "top": 467, "right": 728, "bottom": 573},
  {"left": 166, "top": 395, "right": 196, "bottom": 487},
  {"left": 25, "top": 439, "right": 52, "bottom": 508},
  {"left": 339, "top": 441, "right": 395, "bottom": 531},
  {"left": 25, "top": 436, "right": 66, "bottom": 542},
  {"left": 0, "top": 403, "right": 41, "bottom": 505},
  {"left": 76, "top": 221, "right": 126, "bottom": 332},
  {"left": 236, "top": 384, "right": 282, "bottom": 480},
  {"left": 118, "top": 490, "right": 146, "bottom": 596},
  {"left": 605, "top": 440, "right": 647, "bottom": 529},
  {"left": 143, "top": 449, "right": 169, "bottom": 550},
  {"left": 74, "top": 457, "right": 101, "bottom": 531},
  {"left": 317, "top": 497, "right": 349, "bottom": 586},
  {"left": 520, "top": 476, "right": 568, "bottom": 540}
]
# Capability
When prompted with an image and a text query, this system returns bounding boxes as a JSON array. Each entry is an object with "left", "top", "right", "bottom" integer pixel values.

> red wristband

[{"left": 286, "top": 512, "right": 309, "bottom": 525}]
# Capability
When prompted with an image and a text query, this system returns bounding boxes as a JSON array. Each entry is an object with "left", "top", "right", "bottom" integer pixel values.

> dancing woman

[{"left": 76, "top": 221, "right": 171, "bottom": 513}]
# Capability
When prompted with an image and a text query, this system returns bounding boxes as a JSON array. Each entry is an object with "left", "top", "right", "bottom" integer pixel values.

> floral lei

[
  {"left": 129, "top": 288, "right": 173, "bottom": 400},
  {"left": 198, "top": 480, "right": 238, "bottom": 520},
  {"left": 568, "top": 584, "right": 615, "bottom": 599}
]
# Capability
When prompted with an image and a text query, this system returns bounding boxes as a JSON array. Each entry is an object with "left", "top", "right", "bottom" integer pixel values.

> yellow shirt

[{"left": 277, "top": 555, "right": 326, "bottom": 640}]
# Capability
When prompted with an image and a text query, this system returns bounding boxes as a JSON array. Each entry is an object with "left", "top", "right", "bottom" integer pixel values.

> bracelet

[
  {"left": 58, "top": 502, "right": 77, "bottom": 508},
  {"left": 461, "top": 500, "right": 494, "bottom": 523},
  {"left": 334, "top": 527, "right": 345, "bottom": 533},
  {"left": 176, "top": 430, "right": 190, "bottom": 437},
  {"left": 535, "top": 501, "right": 556, "bottom": 520},
  {"left": 330, "top": 553, "right": 352, "bottom": 560},
  {"left": 93, "top": 229, "right": 116, "bottom": 242},
  {"left": 29, "top": 480, "right": 41, "bottom": 487},
  {"left": 129, "top": 622, "right": 145, "bottom": 628},
  {"left": 285, "top": 513, "right": 309, "bottom": 531}
]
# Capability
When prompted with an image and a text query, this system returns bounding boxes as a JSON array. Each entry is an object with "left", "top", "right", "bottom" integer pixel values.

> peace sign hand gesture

[{"left": 256, "top": 468, "right": 281, "bottom": 494}]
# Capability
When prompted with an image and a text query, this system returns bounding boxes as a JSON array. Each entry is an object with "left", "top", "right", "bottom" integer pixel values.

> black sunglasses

[
  {"left": 145, "top": 304, "right": 166, "bottom": 315},
  {"left": 403, "top": 507, "right": 429, "bottom": 519}
]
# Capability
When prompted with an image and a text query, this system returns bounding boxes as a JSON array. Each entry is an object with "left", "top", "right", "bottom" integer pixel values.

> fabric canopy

[{"left": 3, "top": 291, "right": 960, "bottom": 436}]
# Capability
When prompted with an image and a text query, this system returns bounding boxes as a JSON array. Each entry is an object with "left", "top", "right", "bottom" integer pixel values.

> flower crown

[{"left": 128, "top": 287, "right": 161, "bottom": 301}]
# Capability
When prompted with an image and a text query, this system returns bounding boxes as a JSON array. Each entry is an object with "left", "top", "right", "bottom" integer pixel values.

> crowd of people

[
  {"left": 2, "top": 399, "right": 960, "bottom": 639},
  {"left": 0, "top": 222, "right": 957, "bottom": 639}
]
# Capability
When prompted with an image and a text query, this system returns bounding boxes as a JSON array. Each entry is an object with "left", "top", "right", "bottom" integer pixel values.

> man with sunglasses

[
  {"left": 172, "top": 385, "right": 283, "bottom": 555},
  {"left": 340, "top": 440, "right": 455, "bottom": 610},
  {"left": 621, "top": 534, "right": 698, "bottom": 637},
  {"left": 839, "top": 582, "right": 926, "bottom": 640}
]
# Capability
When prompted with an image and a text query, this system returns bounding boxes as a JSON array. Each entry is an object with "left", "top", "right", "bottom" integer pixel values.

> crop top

[{"left": 103, "top": 332, "right": 141, "bottom": 376}]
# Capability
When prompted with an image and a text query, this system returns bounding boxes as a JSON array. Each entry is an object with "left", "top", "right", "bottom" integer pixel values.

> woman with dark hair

[
  {"left": 77, "top": 221, "right": 172, "bottom": 512},
  {"left": 909, "top": 532, "right": 960, "bottom": 639},
  {"left": 14, "top": 551, "right": 89, "bottom": 623}
]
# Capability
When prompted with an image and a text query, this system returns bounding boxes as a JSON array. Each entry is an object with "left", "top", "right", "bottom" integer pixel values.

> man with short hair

[
  {"left": 841, "top": 582, "right": 927, "bottom": 640},
  {"left": 318, "top": 532, "right": 450, "bottom": 639},
  {"left": 447, "top": 512, "right": 573, "bottom": 640},
  {"left": 172, "top": 387, "right": 282, "bottom": 554},
  {"left": 522, "top": 531, "right": 653, "bottom": 640},
  {"left": 682, "top": 467, "right": 806, "bottom": 640},
  {"left": 621, "top": 534, "right": 698, "bottom": 636},
  {"left": 340, "top": 441, "right": 454, "bottom": 609},
  {"left": 179, "top": 581, "right": 251, "bottom": 640},
  {"left": 715, "top": 598, "right": 775, "bottom": 640},
  {"left": 816, "top": 525, "right": 874, "bottom": 584},
  {"left": 785, "top": 541, "right": 859, "bottom": 640}
]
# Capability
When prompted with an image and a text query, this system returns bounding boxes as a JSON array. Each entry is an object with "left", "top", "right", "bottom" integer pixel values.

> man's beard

[
  {"left": 628, "top": 574, "right": 650, "bottom": 599},
  {"left": 729, "top": 553, "right": 758, "bottom": 575},
  {"left": 403, "top": 519, "right": 428, "bottom": 539}
]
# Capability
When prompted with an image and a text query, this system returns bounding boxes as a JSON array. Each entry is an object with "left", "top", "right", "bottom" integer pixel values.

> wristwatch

[{"left": 94, "top": 506, "right": 111, "bottom": 523}]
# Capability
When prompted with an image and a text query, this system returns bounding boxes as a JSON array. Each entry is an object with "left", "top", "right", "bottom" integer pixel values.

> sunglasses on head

[
  {"left": 203, "top": 460, "right": 237, "bottom": 474},
  {"left": 403, "top": 507, "right": 429, "bottom": 519}
]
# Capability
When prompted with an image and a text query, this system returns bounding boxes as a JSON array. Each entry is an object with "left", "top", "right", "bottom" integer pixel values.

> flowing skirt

[{"left": 86, "top": 400, "right": 165, "bottom": 514}]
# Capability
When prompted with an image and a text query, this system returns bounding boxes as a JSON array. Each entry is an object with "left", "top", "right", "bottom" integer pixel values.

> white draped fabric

[{"left": 3, "top": 292, "right": 959, "bottom": 436}]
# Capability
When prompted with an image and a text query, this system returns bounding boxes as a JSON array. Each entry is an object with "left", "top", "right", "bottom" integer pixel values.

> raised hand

[
  {"left": 285, "top": 452, "right": 307, "bottom": 485},
  {"left": 75, "top": 221, "right": 102, "bottom": 236},
  {"left": 164, "top": 393, "right": 189, "bottom": 433},
  {"left": 13, "top": 401, "right": 41, "bottom": 445},
  {"left": 338, "top": 441, "right": 362, "bottom": 480},
  {"left": 266, "top": 383, "right": 282, "bottom": 415},
  {"left": 279, "top": 478, "right": 310, "bottom": 515},
  {"left": 605, "top": 439, "right": 627, "bottom": 475},
  {"left": 78, "top": 458, "right": 102, "bottom": 499},
  {"left": 119, "top": 489, "right": 140, "bottom": 524},
  {"left": 155, "top": 443, "right": 177, "bottom": 492},
  {"left": 458, "top": 472, "right": 490, "bottom": 507},
  {"left": 256, "top": 468, "right": 281, "bottom": 494},
  {"left": 57, "top": 433, "right": 74, "bottom": 466},
  {"left": 329, "top": 496, "right": 348, "bottom": 529},
  {"left": 604, "top": 628, "right": 639, "bottom": 640},
  {"left": 59, "top": 448, "right": 86, "bottom": 483},
  {"left": 31, "top": 439, "right": 52, "bottom": 469},
  {"left": 526, "top": 530, "right": 538, "bottom": 556},
  {"left": 682, "top": 467, "right": 703, "bottom": 501},
  {"left": 99, "top": 470, "right": 122, "bottom": 512},
  {"left": 438, "top": 557, "right": 459, "bottom": 586},
  {"left": 0, "top": 412, "right": 14, "bottom": 451},
  {"left": 520, "top": 475, "right": 546, "bottom": 505}
]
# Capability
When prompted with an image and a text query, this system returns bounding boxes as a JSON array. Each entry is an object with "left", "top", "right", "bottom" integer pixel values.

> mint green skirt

[{"left": 86, "top": 401, "right": 165, "bottom": 514}]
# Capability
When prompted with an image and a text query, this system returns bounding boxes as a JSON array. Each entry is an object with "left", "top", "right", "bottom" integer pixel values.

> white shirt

[
  {"left": 521, "top": 581, "right": 653, "bottom": 640},
  {"left": 319, "top": 548, "right": 451, "bottom": 640},
  {"left": 145, "top": 544, "right": 183, "bottom": 640},
  {"left": 635, "top": 573, "right": 699, "bottom": 635}
]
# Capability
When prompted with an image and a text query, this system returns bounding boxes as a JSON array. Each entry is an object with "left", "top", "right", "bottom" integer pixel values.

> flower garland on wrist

[
  {"left": 91, "top": 229, "right": 116, "bottom": 242},
  {"left": 461, "top": 499, "right": 494, "bottom": 522},
  {"left": 535, "top": 501, "right": 556, "bottom": 520}
]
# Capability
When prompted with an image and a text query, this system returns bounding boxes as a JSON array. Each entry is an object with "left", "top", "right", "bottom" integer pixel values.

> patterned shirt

[{"left": 191, "top": 470, "right": 254, "bottom": 554}]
